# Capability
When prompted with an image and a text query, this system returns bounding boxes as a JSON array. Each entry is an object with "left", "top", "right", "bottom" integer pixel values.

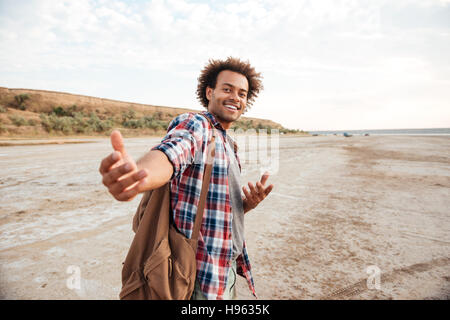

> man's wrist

[{"left": 243, "top": 200, "right": 252, "bottom": 214}]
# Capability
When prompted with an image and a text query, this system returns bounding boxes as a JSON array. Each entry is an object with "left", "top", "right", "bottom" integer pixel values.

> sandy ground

[{"left": 0, "top": 134, "right": 449, "bottom": 300}]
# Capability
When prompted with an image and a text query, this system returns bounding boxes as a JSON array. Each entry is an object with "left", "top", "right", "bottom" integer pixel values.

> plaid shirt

[{"left": 151, "top": 111, "right": 256, "bottom": 300}]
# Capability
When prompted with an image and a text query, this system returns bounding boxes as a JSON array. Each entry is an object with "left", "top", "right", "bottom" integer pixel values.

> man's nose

[{"left": 230, "top": 90, "right": 240, "bottom": 101}]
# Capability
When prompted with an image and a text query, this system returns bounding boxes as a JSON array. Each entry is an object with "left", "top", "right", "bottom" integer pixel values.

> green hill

[{"left": 0, "top": 87, "right": 306, "bottom": 138}]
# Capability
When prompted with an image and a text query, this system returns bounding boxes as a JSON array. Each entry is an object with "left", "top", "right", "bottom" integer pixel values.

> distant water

[{"left": 309, "top": 128, "right": 450, "bottom": 136}]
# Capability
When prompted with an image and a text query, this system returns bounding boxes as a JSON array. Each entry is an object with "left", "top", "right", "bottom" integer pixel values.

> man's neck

[
  {"left": 205, "top": 110, "right": 232, "bottom": 131},
  {"left": 219, "top": 121, "right": 231, "bottom": 130}
]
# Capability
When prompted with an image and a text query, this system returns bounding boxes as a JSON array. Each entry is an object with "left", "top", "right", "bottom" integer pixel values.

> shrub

[
  {"left": 231, "top": 119, "right": 256, "bottom": 131},
  {"left": 87, "top": 113, "right": 101, "bottom": 132},
  {"left": 50, "top": 105, "right": 80, "bottom": 117},
  {"left": 52, "top": 106, "right": 66, "bottom": 117},
  {"left": 154, "top": 111, "right": 163, "bottom": 120},
  {"left": 9, "top": 115, "right": 27, "bottom": 126},
  {"left": 122, "top": 118, "right": 141, "bottom": 129},
  {"left": 40, "top": 114, "right": 73, "bottom": 133},
  {"left": 0, "top": 105, "right": 6, "bottom": 113},
  {"left": 87, "top": 113, "right": 114, "bottom": 132},
  {"left": 0, "top": 120, "right": 7, "bottom": 133},
  {"left": 122, "top": 110, "right": 136, "bottom": 122},
  {"left": 122, "top": 115, "right": 168, "bottom": 130},
  {"left": 14, "top": 93, "right": 29, "bottom": 105},
  {"left": 14, "top": 94, "right": 29, "bottom": 110},
  {"left": 40, "top": 112, "right": 114, "bottom": 134}
]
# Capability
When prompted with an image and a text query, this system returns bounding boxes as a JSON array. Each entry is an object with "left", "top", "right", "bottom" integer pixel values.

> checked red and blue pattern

[{"left": 151, "top": 111, "right": 256, "bottom": 300}]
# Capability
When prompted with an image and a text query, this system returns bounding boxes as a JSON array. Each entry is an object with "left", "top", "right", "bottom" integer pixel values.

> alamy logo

[
  {"left": 232, "top": 129, "right": 279, "bottom": 175},
  {"left": 66, "top": 265, "right": 81, "bottom": 290},
  {"left": 366, "top": 265, "right": 381, "bottom": 290},
  {"left": 198, "top": 128, "right": 280, "bottom": 175}
]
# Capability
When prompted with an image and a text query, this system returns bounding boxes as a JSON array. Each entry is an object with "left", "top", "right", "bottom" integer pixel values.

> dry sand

[{"left": 0, "top": 134, "right": 449, "bottom": 300}]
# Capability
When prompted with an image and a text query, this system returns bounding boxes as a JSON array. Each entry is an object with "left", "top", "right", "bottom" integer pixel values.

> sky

[{"left": 0, "top": 0, "right": 449, "bottom": 131}]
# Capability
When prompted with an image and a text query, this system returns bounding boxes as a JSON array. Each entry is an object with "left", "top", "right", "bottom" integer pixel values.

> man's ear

[{"left": 206, "top": 86, "right": 213, "bottom": 101}]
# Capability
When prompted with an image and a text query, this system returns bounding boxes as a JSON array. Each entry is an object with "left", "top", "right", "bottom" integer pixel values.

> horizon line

[{"left": 308, "top": 127, "right": 450, "bottom": 132}]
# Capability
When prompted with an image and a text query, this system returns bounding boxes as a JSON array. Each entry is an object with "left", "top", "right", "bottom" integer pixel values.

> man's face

[{"left": 206, "top": 70, "right": 248, "bottom": 130}]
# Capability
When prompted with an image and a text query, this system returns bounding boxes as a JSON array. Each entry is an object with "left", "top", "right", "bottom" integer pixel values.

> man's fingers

[
  {"left": 99, "top": 151, "right": 121, "bottom": 175},
  {"left": 114, "top": 172, "right": 148, "bottom": 202},
  {"left": 242, "top": 179, "right": 274, "bottom": 213},
  {"left": 248, "top": 182, "right": 263, "bottom": 202},
  {"left": 110, "top": 130, "right": 128, "bottom": 157},
  {"left": 108, "top": 169, "right": 148, "bottom": 196},
  {"left": 256, "top": 182, "right": 265, "bottom": 201},
  {"left": 102, "top": 162, "right": 134, "bottom": 186},
  {"left": 256, "top": 181, "right": 264, "bottom": 193},
  {"left": 242, "top": 186, "right": 251, "bottom": 200},
  {"left": 100, "top": 130, "right": 141, "bottom": 202},
  {"left": 264, "top": 184, "right": 274, "bottom": 196},
  {"left": 260, "top": 171, "right": 270, "bottom": 185},
  {"left": 115, "top": 185, "right": 140, "bottom": 202},
  {"left": 248, "top": 182, "right": 258, "bottom": 197}
]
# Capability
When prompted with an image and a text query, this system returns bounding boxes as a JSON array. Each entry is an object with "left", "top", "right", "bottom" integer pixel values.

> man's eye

[{"left": 224, "top": 88, "right": 230, "bottom": 92}]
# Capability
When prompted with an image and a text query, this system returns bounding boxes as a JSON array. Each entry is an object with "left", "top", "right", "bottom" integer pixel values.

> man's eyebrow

[{"left": 222, "top": 82, "right": 248, "bottom": 92}]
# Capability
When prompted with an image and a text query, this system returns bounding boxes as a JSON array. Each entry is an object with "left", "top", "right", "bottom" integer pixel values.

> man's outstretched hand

[
  {"left": 242, "top": 171, "right": 274, "bottom": 213},
  {"left": 99, "top": 130, "right": 148, "bottom": 201}
]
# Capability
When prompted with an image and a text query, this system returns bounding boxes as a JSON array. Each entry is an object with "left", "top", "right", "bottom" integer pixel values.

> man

[{"left": 99, "top": 57, "right": 274, "bottom": 300}]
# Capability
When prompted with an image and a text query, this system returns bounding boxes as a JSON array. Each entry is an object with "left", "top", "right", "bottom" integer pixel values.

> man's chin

[{"left": 218, "top": 113, "right": 240, "bottom": 123}]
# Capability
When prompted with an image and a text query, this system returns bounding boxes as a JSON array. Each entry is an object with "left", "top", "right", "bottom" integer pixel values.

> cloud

[
  {"left": 0, "top": 0, "right": 449, "bottom": 130},
  {"left": 0, "top": 0, "right": 443, "bottom": 71}
]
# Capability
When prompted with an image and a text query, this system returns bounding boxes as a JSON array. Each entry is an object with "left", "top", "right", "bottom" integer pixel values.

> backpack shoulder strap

[{"left": 191, "top": 113, "right": 217, "bottom": 245}]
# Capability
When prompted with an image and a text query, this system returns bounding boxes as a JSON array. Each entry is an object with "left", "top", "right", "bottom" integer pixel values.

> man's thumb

[{"left": 110, "top": 130, "right": 126, "bottom": 154}]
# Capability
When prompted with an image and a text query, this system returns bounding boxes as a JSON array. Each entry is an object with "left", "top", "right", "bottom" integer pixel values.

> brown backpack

[{"left": 119, "top": 116, "right": 216, "bottom": 300}]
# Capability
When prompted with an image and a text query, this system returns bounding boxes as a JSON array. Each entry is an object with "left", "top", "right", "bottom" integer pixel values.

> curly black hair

[{"left": 196, "top": 57, "right": 263, "bottom": 111}]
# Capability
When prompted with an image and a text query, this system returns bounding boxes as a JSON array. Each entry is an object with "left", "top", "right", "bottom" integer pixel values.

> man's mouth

[{"left": 224, "top": 104, "right": 240, "bottom": 112}]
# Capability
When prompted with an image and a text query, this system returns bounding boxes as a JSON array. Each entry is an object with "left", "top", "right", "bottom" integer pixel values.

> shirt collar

[
  {"left": 201, "top": 111, "right": 239, "bottom": 153},
  {"left": 201, "top": 110, "right": 225, "bottom": 132}
]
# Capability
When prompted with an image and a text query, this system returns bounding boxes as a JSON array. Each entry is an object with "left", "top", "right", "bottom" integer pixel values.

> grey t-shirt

[{"left": 226, "top": 136, "right": 245, "bottom": 261}]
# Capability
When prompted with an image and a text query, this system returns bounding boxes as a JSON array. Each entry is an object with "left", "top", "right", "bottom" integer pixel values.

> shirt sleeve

[{"left": 151, "top": 113, "right": 209, "bottom": 179}]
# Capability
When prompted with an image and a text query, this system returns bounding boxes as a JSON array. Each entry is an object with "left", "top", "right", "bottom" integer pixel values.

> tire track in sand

[{"left": 321, "top": 256, "right": 450, "bottom": 299}]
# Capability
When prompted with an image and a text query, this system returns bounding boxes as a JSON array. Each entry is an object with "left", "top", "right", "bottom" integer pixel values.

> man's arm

[
  {"left": 135, "top": 149, "right": 174, "bottom": 190},
  {"left": 99, "top": 130, "right": 173, "bottom": 201}
]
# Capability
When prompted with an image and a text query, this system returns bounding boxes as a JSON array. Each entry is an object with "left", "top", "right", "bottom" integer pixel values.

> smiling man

[
  {"left": 99, "top": 57, "right": 274, "bottom": 300},
  {"left": 205, "top": 70, "right": 248, "bottom": 124}
]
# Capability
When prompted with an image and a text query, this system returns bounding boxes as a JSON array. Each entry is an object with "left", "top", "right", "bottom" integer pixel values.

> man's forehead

[{"left": 216, "top": 70, "right": 248, "bottom": 90}]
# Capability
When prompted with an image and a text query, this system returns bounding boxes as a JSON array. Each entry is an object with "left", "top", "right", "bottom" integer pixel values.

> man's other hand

[{"left": 242, "top": 171, "right": 274, "bottom": 213}]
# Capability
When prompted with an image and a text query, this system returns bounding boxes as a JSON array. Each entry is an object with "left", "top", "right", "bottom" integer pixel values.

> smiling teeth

[{"left": 225, "top": 105, "right": 238, "bottom": 110}]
